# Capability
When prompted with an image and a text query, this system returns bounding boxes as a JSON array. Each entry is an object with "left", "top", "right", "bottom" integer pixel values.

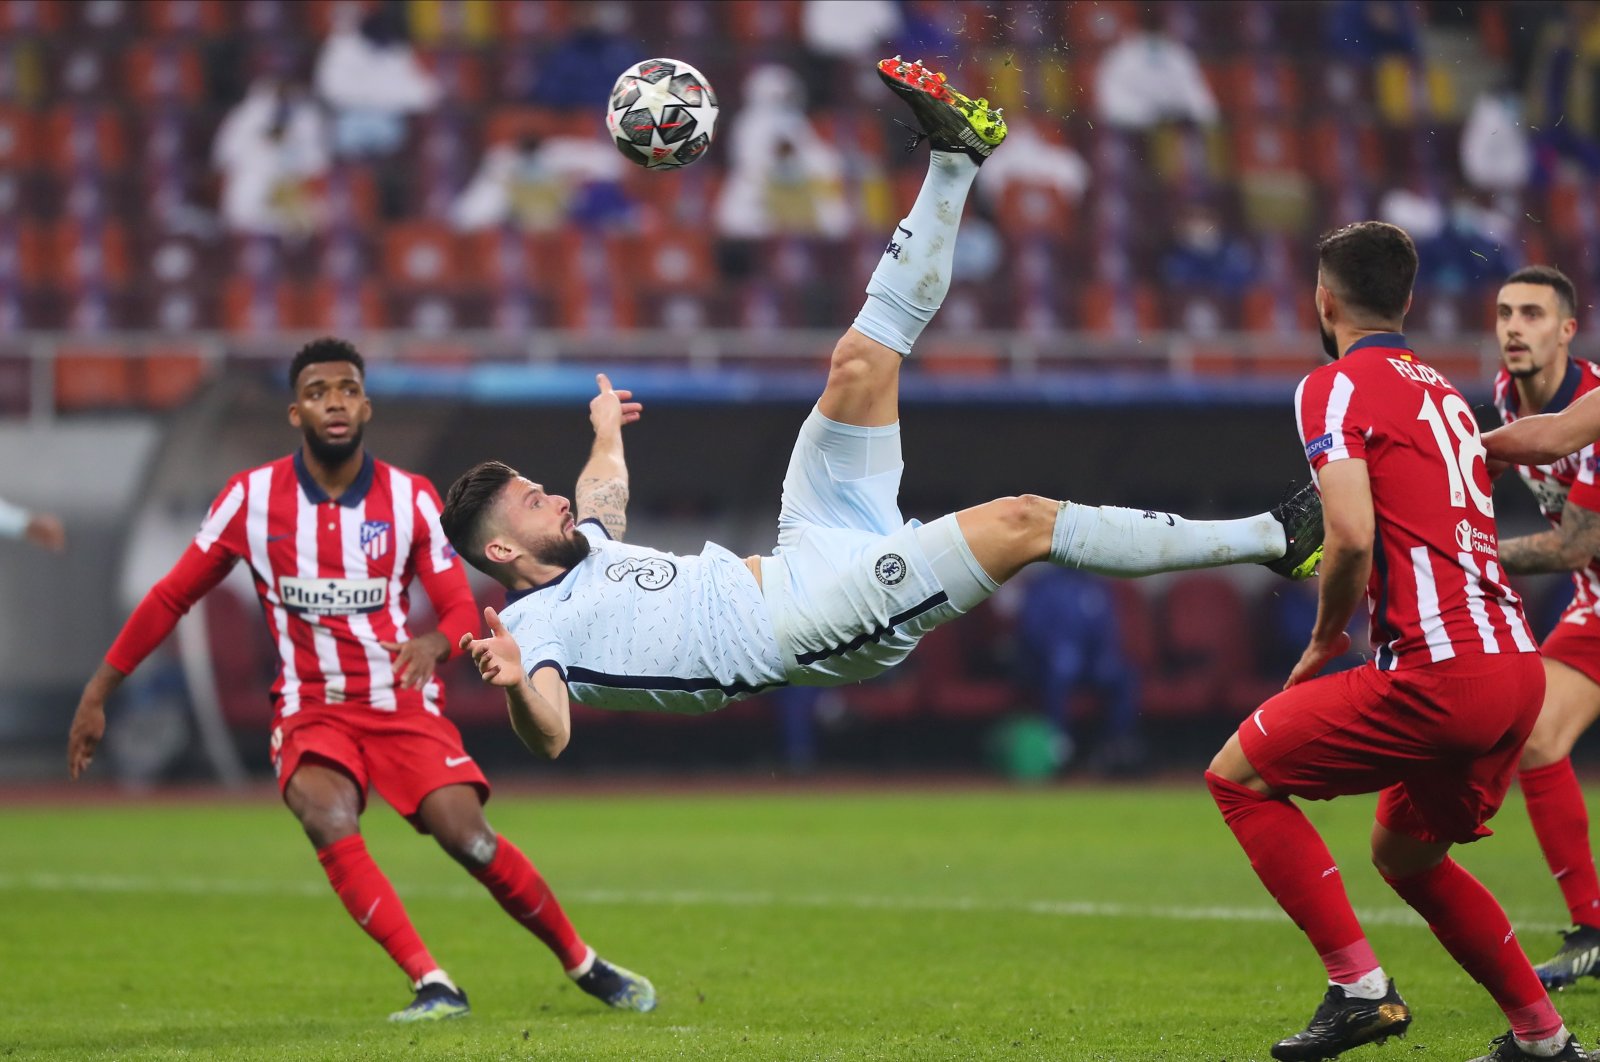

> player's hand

[
  {"left": 459, "top": 606, "right": 526, "bottom": 689},
  {"left": 589, "top": 373, "right": 642, "bottom": 438},
  {"left": 25, "top": 513, "right": 65, "bottom": 552},
  {"left": 1284, "top": 631, "right": 1351, "bottom": 689},
  {"left": 67, "top": 698, "right": 106, "bottom": 780},
  {"left": 379, "top": 631, "right": 450, "bottom": 689}
]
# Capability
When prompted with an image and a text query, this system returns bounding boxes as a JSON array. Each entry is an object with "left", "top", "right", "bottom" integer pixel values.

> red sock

[
  {"left": 472, "top": 834, "right": 589, "bottom": 971},
  {"left": 1206, "top": 771, "right": 1377, "bottom": 981},
  {"left": 1521, "top": 759, "right": 1600, "bottom": 928},
  {"left": 317, "top": 835, "right": 436, "bottom": 983},
  {"left": 1384, "top": 858, "right": 1561, "bottom": 1041}
]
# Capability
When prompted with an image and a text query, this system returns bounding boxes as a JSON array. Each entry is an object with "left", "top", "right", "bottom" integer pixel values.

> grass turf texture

[{"left": 0, "top": 785, "right": 1587, "bottom": 1061}]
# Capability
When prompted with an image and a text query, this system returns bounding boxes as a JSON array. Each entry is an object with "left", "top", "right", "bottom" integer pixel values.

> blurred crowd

[{"left": 4, "top": 0, "right": 1599, "bottom": 339}]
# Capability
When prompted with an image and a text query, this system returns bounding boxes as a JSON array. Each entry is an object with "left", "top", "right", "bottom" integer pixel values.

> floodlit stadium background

[{"left": 0, "top": 0, "right": 1592, "bottom": 784}]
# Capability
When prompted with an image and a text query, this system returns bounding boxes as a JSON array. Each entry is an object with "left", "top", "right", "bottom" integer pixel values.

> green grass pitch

[{"left": 0, "top": 783, "right": 1587, "bottom": 1060}]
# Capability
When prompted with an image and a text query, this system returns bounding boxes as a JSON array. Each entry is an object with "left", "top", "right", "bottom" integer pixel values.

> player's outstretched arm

[
  {"left": 574, "top": 373, "right": 640, "bottom": 542},
  {"left": 1285, "top": 460, "right": 1371, "bottom": 688},
  {"left": 1483, "top": 388, "right": 1600, "bottom": 466},
  {"left": 1500, "top": 500, "right": 1600, "bottom": 574},
  {"left": 460, "top": 606, "right": 572, "bottom": 758},
  {"left": 68, "top": 661, "right": 126, "bottom": 779}
]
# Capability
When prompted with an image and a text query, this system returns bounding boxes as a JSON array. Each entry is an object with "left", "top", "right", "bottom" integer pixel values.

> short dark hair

[
  {"left": 289, "top": 337, "right": 366, "bottom": 392},
  {"left": 1316, "top": 221, "right": 1417, "bottom": 324},
  {"left": 1504, "top": 264, "right": 1578, "bottom": 318},
  {"left": 441, "top": 460, "right": 520, "bottom": 576}
]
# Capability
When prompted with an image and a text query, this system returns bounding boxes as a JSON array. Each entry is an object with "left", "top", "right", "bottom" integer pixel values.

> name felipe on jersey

[{"left": 278, "top": 575, "right": 388, "bottom": 616}]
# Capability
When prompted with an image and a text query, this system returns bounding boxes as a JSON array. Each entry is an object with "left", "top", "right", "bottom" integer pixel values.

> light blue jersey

[{"left": 500, "top": 519, "right": 788, "bottom": 714}]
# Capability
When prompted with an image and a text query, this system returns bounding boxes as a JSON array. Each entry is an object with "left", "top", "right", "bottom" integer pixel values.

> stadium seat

[
  {"left": 381, "top": 220, "right": 464, "bottom": 291},
  {"left": 1141, "top": 573, "right": 1254, "bottom": 718},
  {"left": 51, "top": 219, "right": 132, "bottom": 287},
  {"left": 54, "top": 348, "right": 137, "bottom": 412},
  {"left": 138, "top": 349, "right": 211, "bottom": 409},
  {"left": 42, "top": 104, "right": 128, "bottom": 173},
  {"left": 299, "top": 280, "right": 388, "bottom": 331},
  {"left": 721, "top": 0, "right": 799, "bottom": 42},
  {"left": 1078, "top": 281, "right": 1161, "bottom": 336},
  {"left": 221, "top": 277, "right": 297, "bottom": 333},
  {"left": 420, "top": 48, "right": 489, "bottom": 105},
  {"left": 201, "top": 586, "right": 277, "bottom": 730},
  {"left": 139, "top": 0, "right": 228, "bottom": 36},
  {"left": 491, "top": 0, "right": 570, "bottom": 40},
  {"left": 0, "top": 106, "right": 37, "bottom": 169},
  {"left": 0, "top": 0, "right": 64, "bottom": 33},
  {"left": 123, "top": 42, "right": 204, "bottom": 105},
  {"left": 408, "top": 0, "right": 497, "bottom": 44}
]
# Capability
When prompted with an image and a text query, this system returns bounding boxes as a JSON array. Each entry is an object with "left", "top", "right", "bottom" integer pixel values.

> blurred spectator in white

[
  {"left": 1094, "top": 8, "right": 1218, "bottom": 130},
  {"left": 975, "top": 118, "right": 1089, "bottom": 208},
  {"left": 1461, "top": 88, "right": 1533, "bottom": 195},
  {"left": 212, "top": 77, "right": 329, "bottom": 237},
  {"left": 1160, "top": 201, "right": 1259, "bottom": 295},
  {"left": 530, "top": 1, "right": 639, "bottom": 109},
  {"left": 714, "top": 65, "right": 850, "bottom": 240},
  {"left": 315, "top": 2, "right": 440, "bottom": 158},
  {"left": 801, "top": 0, "right": 901, "bottom": 57},
  {"left": 1380, "top": 183, "right": 1517, "bottom": 294},
  {"left": 0, "top": 495, "right": 64, "bottom": 552},
  {"left": 451, "top": 135, "right": 633, "bottom": 232}
]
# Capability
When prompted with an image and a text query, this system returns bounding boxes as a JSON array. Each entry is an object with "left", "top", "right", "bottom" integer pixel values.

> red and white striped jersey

[
  {"left": 106, "top": 451, "right": 479, "bottom": 717},
  {"left": 1297, "top": 333, "right": 1536, "bottom": 670},
  {"left": 1493, "top": 357, "right": 1600, "bottom": 616}
]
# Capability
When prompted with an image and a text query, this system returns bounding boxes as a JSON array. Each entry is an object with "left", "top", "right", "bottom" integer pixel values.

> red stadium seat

[
  {"left": 381, "top": 221, "right": 464, "bottom": 291},
  {"left": 492, "top": 0, "right": 570, "bottom": 40},
  {"left": 0, "top": 0, "right": 63, "bottom": 32},
  {"left": 139, "top": 0, "right": 229, "bottom": 36},
  {"left": 221, "top": 277, "right": 297, "bottom": 333},
  {"left": 721, "top": 0, "right": 799, "bottom": 42},
  {"left": 202, "top": 587, "right": 277, "bottom": 730},
  {"left": 42, "top": 104, "right": 128, "bottom": 172},
  {"left": 298, "top": 281, "right": 388, "bottom": 331},
  {"left": 123, "top": 43, "right": 205, "bottom": 105},
  {"left": 0, "top": 107, "right": 37, "bottom": 168},
  {"left": 51, "top": 219, "right": 132, "bottom": 287},
  {"left": 55, "top": 349, "right": 137, "bottom": 412},
  {"left": 138, "top": 350, "right": 212, "bottom": 410},
  {"left": 420, "top": 48, "right": 490, "bottom": 104},
  {"left": 1079, "top": 281, "right": 1161, "bottom": 336},
  {"left": 1142, "top": 573, "right": 1265, "bottom": 719}
]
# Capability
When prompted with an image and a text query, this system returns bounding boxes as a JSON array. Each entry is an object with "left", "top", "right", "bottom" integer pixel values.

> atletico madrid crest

[{"left": 361, "top": 520, "right": 392, "bottom": 561}]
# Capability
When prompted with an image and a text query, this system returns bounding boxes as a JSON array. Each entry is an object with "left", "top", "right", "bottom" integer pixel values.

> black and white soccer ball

[{"left": 606, "top": 58, "right": 719, "bottom": 170}]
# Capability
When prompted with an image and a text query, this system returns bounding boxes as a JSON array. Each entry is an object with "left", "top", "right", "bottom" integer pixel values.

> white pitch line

[{"left": 0, "top": 871, "right": 1566, "bottom": 934}]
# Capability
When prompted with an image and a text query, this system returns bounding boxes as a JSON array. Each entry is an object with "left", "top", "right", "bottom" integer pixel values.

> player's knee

[
  {"left": 439, "top": 825, "right": 498, "bottom": 869},
  {"left": 297, "top": 802, "right": 359, "bottom": 847},
  {"left": 989, "top": 495, "right": 1056, "bottom": 543},
  {"left": 1520, "top": 724, "right": 1570, "bottom": 768}
]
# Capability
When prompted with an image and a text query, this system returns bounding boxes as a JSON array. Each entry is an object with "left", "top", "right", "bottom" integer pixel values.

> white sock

[
  {"left": 416, "top": 969, "right": 457, "bottom": 993},
  {"left": 1331, "top": 967, "right": 1388, "bottom": 1000},
  {"left": 1517, "top": 1026, "right": 1573, "bottom": 1058},
  {"left": 565, "top": 945, "right": 597, "bottom": 979},
  {"left": 1048, "top": 501, "right": 1286, "bottom": 575},
  {"left": 850, "top": 149, "right": 980, "bottom": 355}
]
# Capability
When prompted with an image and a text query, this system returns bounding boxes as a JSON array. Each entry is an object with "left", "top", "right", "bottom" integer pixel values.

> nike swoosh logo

[
  {"left": 358, "top": 897, "right": 380, "bottom": 926},
  {"left": 658, "top": 121, "right": 686, "bottom": 128},
  {"left": 267, "top": 533, "right": 291, "bottom": 543},
  {"left": 897, "top": 224, "right": 913, "bottom": 238},
  {"left": 1252, "top": 709, "right": 1268, "bottom": 736},
  {"left": 445, "top": 755, "right": 473, "bottom": 768}
]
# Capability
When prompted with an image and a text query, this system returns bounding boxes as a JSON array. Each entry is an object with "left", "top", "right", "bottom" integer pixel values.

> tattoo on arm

[
  {"left": 575, "top": 476, "right": 629, "bottom": 541},
  {"left": 1500, "top": 503, "right": 1600, "bottom": 574}
]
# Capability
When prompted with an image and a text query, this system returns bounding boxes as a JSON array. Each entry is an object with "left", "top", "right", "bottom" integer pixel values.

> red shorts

[
  {"left": 270, "top": 706, "right": 490, "bottom": 831},
  {"left": 1237, "top": 653, "right": 1544, "bottom": 845},
  {"left": 1542, "top": 607, "right": 1600, "bottom": 688}
]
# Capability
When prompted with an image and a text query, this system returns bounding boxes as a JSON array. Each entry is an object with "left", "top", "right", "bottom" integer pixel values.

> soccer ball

[{"left": 606, "top": 58, "right": 719, "bottom": 170}]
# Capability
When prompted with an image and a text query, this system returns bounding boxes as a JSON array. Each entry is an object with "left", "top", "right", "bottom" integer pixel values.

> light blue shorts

[{"left": 759, "top": 408, "right": 998, "bottom": 686}]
